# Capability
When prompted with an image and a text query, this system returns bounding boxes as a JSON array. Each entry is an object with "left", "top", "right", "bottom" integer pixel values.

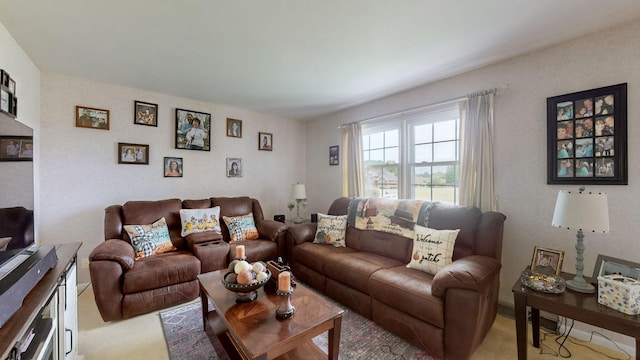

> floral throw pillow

[
  {"left": 123, "top": 217, "right": 176, "bottom": 259},
  {"left": 406, "top": 225, "right": 460, "bottom": 275},
  {"left": 222, "top": 213, "right": 259, "bottom": 242},
  {"left": 313, "top": 213, "right": 348, "bottom": 247},
  {"left": 179, "top": 207, "right": 222, "bottom": 237}
]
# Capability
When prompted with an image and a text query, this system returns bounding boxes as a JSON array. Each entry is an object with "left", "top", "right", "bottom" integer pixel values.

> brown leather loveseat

[
  {"left": 89, "top": 196, "right": 286, "bottom": 321},
  {"left": 287, "top": 197, "right": 506, "bottom": 360}
]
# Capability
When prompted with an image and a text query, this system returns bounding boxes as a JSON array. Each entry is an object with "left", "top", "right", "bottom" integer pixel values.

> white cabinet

[{"left": 58, "top": 263, "right": 77, "bottom": 360}]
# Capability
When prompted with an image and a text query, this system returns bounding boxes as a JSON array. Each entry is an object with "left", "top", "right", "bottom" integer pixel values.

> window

[{"left": 362, "top": 103, "right": 461, "bottom": 203}]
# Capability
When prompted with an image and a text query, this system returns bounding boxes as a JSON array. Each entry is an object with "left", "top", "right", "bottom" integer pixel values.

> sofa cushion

[
  {"left": 369, "top": 266, "right": 444, "bottom": 328},
  {"left": 313, "top": 213, "right": 347, "bottom": 247},
  {"left": 179, "top": 207, "right": 222, "bottom": 236},
  {"left": 223, "top": 213, "right": 259, "bottom": 242},
  {"left": 292, "top": 242, "right": 355, "bottom": 274},
  {"left": 123, "top": 217, "right": 176, "bottom": 259},
  {"left": 121, "top": 198, "right": 184, "bottom": 249},
  {"left": 122, "top": 250, "right": 201, "bottom": 294},
  {"left": 406, "top": 226, "right": 460, "bottom": 275},
  {"left": 324, "top": 252, "right": 403, "bottom": 294}
]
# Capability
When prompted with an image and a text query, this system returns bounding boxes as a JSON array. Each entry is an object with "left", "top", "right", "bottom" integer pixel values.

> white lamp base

[{"left": 566, "top": 278, "right": 595, "bottom": 293}]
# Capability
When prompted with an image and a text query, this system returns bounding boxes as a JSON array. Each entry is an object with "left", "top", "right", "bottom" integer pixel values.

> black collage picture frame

[{"left": 547, "top": 83, "right": 627, "bottom": 185}]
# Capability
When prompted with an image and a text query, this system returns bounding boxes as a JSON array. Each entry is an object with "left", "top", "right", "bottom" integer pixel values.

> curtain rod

[{"left": 338, "top": 84, "right": 510, "bottom": 129}]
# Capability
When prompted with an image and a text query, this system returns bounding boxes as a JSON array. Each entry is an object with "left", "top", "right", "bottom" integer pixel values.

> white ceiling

[{"left": 2, "top": 1, "right": 640, "bottom": 120}]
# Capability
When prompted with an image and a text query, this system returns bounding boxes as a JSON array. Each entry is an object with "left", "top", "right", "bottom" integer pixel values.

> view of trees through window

[{"left": 362, "top": 105, "right": 460, "bottom": 203}]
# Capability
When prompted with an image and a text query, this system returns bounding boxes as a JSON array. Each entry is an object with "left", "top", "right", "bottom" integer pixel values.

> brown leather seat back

[{"left": 119, "top": 198, "right": 185, "bottom": 249}]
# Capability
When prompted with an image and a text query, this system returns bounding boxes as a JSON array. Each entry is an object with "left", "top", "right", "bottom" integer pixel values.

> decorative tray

[{"left": 520, "top": 269, "right": 565, "bottom": 294}]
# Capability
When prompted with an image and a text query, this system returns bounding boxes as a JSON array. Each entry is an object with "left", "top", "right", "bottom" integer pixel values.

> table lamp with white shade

[
  {"left": 290, "top": 183, "right": 307, "bottom": 224},
  {"left": 551, "top": 186, "right": 609, "bottom": 293}
]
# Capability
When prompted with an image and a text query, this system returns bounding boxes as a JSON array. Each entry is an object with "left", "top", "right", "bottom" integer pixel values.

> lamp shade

[
  {"left": 291, "top": 183, "right": 306, "bottom": 200},
  {"left": 551, "top": 189, "right": 609, "bottom": 233}
]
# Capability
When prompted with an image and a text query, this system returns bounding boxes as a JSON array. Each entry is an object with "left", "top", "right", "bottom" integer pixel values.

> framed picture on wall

[
  {"left": 118, "top": 142, "right": 149, "bottom": 164},
  {"left": 164, "top": 157, "right": 183, "bottom": 177},
  {"left": 134, "top": 100, "right": 158, "bottom": 127},
  {"left": 0, "top": 136, "right": 33, "bottom": 161},
  {"left": 226, "top": 118, "right": 242, "bottom": 138},
  {"left": 547, "top": 83, "right": 627, "bottom": 185},
  {"left": 227, "top": 158, "right": 242, "bottom": 177},
  {"left": 329, "top": 145, "right": 339, "bottom": 165},
  {"left": 76, "top": 105, "right": 110, "bottom": 130},
  {"left": 258, "top": 132, "right": 272, "bottom": 151},
  {"left": 175, "top": 108, "right": 211, "bottom": 151}
]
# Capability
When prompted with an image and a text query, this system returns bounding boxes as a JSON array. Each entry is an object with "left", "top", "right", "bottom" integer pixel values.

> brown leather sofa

[
  {"left": 89, "top": 196, "right": 286, "bottom": 321},
  {"left": 0, "top": 206, "right": 34, "bottom": 250},
  {"left": 287, "top": 197, "right": 506, "bottom": 360}
]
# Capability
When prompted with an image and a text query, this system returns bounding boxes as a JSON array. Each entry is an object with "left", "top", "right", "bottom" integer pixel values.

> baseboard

[{"left": 498, "top": 302, "right": 635, "bottom": 357}]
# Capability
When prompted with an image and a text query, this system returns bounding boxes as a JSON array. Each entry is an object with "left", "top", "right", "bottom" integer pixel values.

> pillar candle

[
  {"left": 235, "top": 245, "right": 245, "bottom": 259},
  {"left": 278, "top": 271, "right": 291, "bottom": 292}
]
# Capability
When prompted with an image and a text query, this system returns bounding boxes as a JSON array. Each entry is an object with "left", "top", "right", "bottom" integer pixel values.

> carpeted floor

[{"left": 160, "top": 299, "right": 431, "bottom": 360}]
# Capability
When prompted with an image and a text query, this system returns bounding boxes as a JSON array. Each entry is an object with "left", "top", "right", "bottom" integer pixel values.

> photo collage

[{"left": 556, "top": 93, "right": 616, "bottom": 178}]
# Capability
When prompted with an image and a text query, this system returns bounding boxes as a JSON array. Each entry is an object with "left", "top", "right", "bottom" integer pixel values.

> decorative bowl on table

[
  {"left": 222, "top": 265, "right": 271, "bottom": 303},
  {"left": 520, "top": 269, "right": 565, "bottom": 294}
]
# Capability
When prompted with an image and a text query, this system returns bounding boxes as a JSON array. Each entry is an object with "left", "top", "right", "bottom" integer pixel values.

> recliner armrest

[
  {"left": 185, "top": 232, "right": 223, "bottom": 249},
  {"left": 286, "top": 223, "right": 317, "bottom": 246},
  {"left": 89, "top": 239, "right": 136, "bottom": 271},
  {"left": 256, "top": 220, "right": 287, "bottom": 241},
  {"left": 431, "top": 255, "right": 501, "bottom": 297}
]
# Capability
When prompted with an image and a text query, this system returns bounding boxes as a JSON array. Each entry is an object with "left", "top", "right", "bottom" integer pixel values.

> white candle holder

[{"left": 275, "top": 288, "right": 295, "bottom": 320}]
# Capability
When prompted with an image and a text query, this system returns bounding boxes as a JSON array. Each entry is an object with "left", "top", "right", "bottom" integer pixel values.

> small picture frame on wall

[
  {"left": 226, "top": 118, "right": 242, "bottom": 138},
  {"left": 530, "top": 246, "right": 564, "bottom": 276},
  {"left": 258, "top": 132, "right": 272, "bottom": 151},
  {"left": 329, "top": 145, "right": 339, "bottom": 165},
  {"left": 164, "top": 157, "right": 183, "bottom": 177},
  {"left": 8, "top": 78, "right": 16, "bottom": 95},
  {"left": 134, "top": 100, "right": 158, "bottom": 127},
  {"left": 175, "top": 108, "right": 211, "bottom": 151},
  {"left": 227, "top": 158, "right": 242, "bottom": 177},
  {"left": 76, "top": 105, "right": 110, "bottom": 130},
  {"left": 118, "top": 142, "right": 149, "bottom": 164},
  {"left": 547, "top": 83, "right": 627, "bottom": 185},
  {"left": 0, "top": 136, "right": 33, "bottom": 161}
]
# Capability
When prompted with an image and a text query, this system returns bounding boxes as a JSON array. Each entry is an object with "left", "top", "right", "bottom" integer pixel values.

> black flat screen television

[{"left": 0, "top": 113, "right": 35, "bottom": 275}]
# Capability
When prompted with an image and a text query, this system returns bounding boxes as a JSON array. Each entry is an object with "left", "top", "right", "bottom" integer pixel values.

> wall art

[
  {"left": 175, "top": 108, "right": 211, "bottom": 151},
  {"left": 547, "top": 83, "right": 627, "bottom": 185}
]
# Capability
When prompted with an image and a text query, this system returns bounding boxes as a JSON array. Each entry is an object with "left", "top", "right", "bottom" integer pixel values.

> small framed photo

[
  {"left": 0, "top": 70, "right": 9, "bottom": 87},
  {"left": 0, "top": 136, "right": 33, "bottom": 161},
  {"left": 134, "top": 100, "right": 158, "bottom": 127},
  {"left": 592, "top": 254, "right": 640, "bottom": 283},
  {"left": 226, "top": 158, "right": 242, "bottom": 177},
  {"left": 226, "top": 118, "right": 242, "bottom": 138},
  {"left": 8, "top": 78, "right": 16, "bottom": 95},
  {"left": 118, "top": 142, "right": 149, "bottom": 164},
  {"left": 330, "top": 145, "right": 339, "bottom": 165},
  {"left": 164, "top": 157, "right": 183, "bottom": 177},
  {"left": 0, "top": 89, "right": 9, "bottom": 113},
  {"left": 530, "top": 246, "right": 564, "bottom": 276},
  {"left": 258, "top": 132, "right": 272, "bottom": 151},
  {"left": 76, "top": 105, "right": 110, "bottom": 130},
  {"left": 175, "top": 108, "right": 211, "bottom": 151}
]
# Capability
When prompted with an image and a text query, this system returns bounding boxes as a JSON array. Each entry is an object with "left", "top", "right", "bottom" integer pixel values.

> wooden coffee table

[{"left": 198, "top": 270, "right": 344, "bottom": 360}]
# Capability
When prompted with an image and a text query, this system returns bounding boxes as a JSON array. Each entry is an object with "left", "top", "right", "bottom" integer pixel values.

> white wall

[
  {"left": 306, "top": 19, "right": 640, "bottom": 351},
  {"left": 37, "top": 74, "right": 306, "bottom": 283}
]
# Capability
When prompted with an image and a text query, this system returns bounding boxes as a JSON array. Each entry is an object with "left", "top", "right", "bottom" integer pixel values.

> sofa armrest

[
  {"left": 256, "top": 220, "right": 287, "bottom": 241},
  {"left": 286, "top": 223, "right": 317, "bottom": 246},
  {"left": 89, "top": 239, "right": 136, "bottom": 271},
  {"left": 431, "top": 255, "right": 501, "bottom": 297}
]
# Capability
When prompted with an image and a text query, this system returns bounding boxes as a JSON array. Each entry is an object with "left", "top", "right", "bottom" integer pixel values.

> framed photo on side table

[
  {"left": 530, "top": 246, "right": 564, "bottom": 276},
  {"left": 547, "top": 83, "right": 627, "bottom": 185},
  {"left": 591, "top": 254, "right": 640, "bottom": 284}
]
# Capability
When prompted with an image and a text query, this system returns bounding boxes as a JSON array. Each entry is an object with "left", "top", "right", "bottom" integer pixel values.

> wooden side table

[{"left": 512, "top": 272, "right": 640, "bottom": 360}]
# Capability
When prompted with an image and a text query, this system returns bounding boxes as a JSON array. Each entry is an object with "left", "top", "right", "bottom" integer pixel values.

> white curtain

[
  {"left": 341, "top": 123, "right": 364, "bottom": 197},
  {"left": 459, "top": 90, "right": 498, "bottom": 211}
]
